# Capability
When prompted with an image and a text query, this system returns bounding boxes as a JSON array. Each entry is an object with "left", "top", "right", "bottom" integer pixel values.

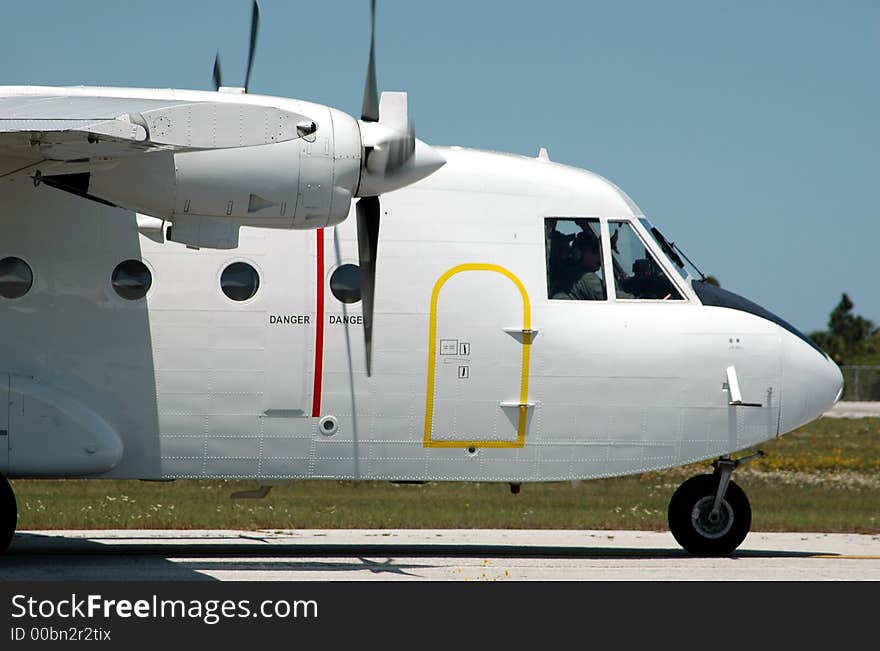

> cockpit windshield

[{"left": 638, "top": 218, "right": 705, "bottom": 282}]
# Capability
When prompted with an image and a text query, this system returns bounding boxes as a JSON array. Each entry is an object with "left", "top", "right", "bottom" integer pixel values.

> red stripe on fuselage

[{"left": 312, "top": 228, "right": 325, "bottom": 417}]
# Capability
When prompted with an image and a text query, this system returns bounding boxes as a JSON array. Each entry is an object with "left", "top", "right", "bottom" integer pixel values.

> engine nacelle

[
  {"left": 87, "top": 105, "right": 363, "bottom": 242},
  {"left": 39, "top": 93, "right": 445, "bottom": 249}
]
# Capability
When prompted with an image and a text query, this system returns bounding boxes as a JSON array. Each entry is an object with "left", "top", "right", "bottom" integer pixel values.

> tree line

[{"left": 809, "top": 294, "right": 880, "bottom": 365}]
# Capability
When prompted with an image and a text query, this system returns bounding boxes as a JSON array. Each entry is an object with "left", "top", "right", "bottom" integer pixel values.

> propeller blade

[
  {"left": 243, "top": 0, "right": 261, "bottom": 93},
  {"left": 361, "top": 0, "right": 379, "bottom": 122},
  {"left": 356, "top": 196, "right": 380, "bottom": 376},
  {"left": 212, "top": 52, "right": 222, "bottom": 90}
]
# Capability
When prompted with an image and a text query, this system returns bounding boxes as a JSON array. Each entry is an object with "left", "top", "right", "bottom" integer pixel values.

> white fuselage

[{"left": 0, "top": 88, "right": 843, "bottom": 482}]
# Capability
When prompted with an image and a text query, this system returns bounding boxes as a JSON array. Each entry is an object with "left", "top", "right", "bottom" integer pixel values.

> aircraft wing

[{"left": 0, "top": 94, "right": 311, "bottom": 179}]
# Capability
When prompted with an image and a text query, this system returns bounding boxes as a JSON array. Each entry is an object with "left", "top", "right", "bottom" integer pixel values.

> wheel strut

[{"left": 709, "top": 450, "right": 766, "bottom": 521}]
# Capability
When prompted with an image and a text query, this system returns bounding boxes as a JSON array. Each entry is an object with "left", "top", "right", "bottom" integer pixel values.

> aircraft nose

[{"left": 779, "top": 332, "right": 844, "bottom": 434}]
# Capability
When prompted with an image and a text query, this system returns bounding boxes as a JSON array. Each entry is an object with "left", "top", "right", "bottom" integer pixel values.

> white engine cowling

[
  {"left": 48, "top": 93, "right": 444, "bottom": 249},
  {"left": 87, "top": 106, "right": 363, "bottom": 246}
]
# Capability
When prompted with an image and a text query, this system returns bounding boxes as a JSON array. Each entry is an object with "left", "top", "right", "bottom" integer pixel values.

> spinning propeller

[
  {"left": 354, "top": 0, "right": 420, "bottom": 377},
  {"left": 211, "top": 1, "right": 436, "bottom": 378},
  {"left": 357, "top": 0, "right": 382, "bottom": 379},
  {"left": 212, "top": 0, "right": 260, "bottom": 92}
]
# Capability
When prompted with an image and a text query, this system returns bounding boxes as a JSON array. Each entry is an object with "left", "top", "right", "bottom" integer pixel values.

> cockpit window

[
  {"left": 545, "top": 218, "right": 606, "bottom": 301},
  {"left": 638, "top": 217, "right": 704, "bottom": 281},
  {"left": 609, "top": 221, "right": 683, "bottom": 300}
]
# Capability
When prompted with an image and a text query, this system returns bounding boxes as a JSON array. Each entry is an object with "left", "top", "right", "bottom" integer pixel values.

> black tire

[
  {"left": 0, "top": 475, "right": 16, "bottom": 554},
  {"left": 668, "top": 474, "right": 751, "bottom": 556}
]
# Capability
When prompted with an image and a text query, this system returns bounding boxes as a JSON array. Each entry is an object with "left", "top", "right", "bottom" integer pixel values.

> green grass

[{"left": 10, "top": 417, "right": 880, "bottom": 533}]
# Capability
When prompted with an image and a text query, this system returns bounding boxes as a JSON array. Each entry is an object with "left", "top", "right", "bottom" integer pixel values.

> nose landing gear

[
  {"left": 1, "top": 475, "right": 16, "bottom": 554},
  {"left": 668, "top": 451, "right": 765, "bottom": 556}
]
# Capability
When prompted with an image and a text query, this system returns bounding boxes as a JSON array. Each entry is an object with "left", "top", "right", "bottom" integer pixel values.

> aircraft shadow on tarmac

[{"left": 0, "top": 533, "right": 833, "bottom": 581}]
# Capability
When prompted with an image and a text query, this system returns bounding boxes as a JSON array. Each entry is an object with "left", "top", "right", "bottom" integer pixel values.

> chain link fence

[{"left": 841, "top": 366, "right": 880, "bottom": 401}]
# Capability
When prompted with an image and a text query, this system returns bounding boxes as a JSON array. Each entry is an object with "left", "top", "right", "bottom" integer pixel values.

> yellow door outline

[{"left": 423, "top": 263, "right": 532, "bottom": 448}]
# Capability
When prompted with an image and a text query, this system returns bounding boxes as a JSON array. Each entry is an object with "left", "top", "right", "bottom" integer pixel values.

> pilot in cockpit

[
  {"left": 558, "top": 229, "right": 606, "bottom": 301},
  {"left": 621, "top": 258, "right": 671, "bottom": 299}
]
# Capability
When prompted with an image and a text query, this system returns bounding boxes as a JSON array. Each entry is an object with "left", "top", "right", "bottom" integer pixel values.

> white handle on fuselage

[{"left": 726, "top": 365, "right": 763, "bottom": 407}]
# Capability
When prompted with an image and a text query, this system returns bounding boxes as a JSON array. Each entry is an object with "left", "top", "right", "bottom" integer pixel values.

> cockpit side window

[
  {"left": 608, "top": 221, "right": 683, "bottom": 300},
  {"left": 545, "top": 218, "right": 607, "bottom": 301}
]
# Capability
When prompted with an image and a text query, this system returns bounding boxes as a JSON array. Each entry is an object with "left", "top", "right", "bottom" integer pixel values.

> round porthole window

[
  {"left": 329, "top": 263, "right": 361, "bottom": 304},
  {"left": 221, "top": 261, "right": 260, "bottom": 301},
  {"left": 0, "top": 257, "right": 33, "bottom": 299},
  {"left": 111, "top": 259, "right": 151, "bottom": 300}
]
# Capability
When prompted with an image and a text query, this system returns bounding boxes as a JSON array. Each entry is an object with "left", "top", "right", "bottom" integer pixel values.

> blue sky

[{"left": 1, "top": 0, "right": 876, "bottom": 332}]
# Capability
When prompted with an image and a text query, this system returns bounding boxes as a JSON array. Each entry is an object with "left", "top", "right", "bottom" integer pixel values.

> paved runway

[
  {"left": 1, "top": 529, "right": 878, "bottom": 581},
  {"left": 824, "top": 401, "right": 880, "bottom": 418}
]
